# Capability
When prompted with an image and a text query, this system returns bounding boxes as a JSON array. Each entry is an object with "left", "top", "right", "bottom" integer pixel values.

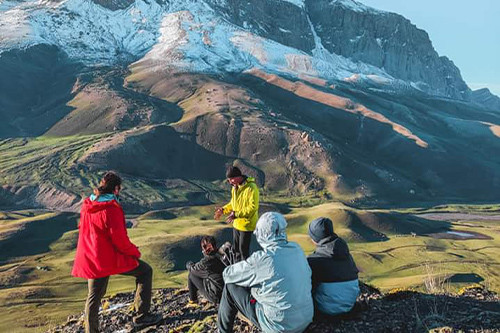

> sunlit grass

[{"left": 1, "top": 203, "right": 499, "bottom": 331}]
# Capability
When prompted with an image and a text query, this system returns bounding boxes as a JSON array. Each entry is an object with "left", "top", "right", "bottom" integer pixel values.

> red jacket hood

[
  {"left": 82, "top": 197, "right": 121, "bottom": 214},
  {"left": 72, "top": 196, "right": 140, "bottom": 279}
]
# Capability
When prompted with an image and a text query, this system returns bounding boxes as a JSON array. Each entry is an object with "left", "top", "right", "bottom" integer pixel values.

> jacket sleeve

[
  {"left": 308, "top": 258, "right": 320, "bottom": 290},
  {"left": 222, "top": 202, "right": 233, "bottom": 215},
  {"left": 106, "top": 207, "right": 141, "bottom": 258},
  {"left": 188, "top": 257, "right": 210, "bottom": 278},
  {"left": 235, "top": 185, "right": 258, "bottom": 219},
  {"left": 223, "top": 252, "right": 270, "bottom": 287},
  {"left": 222, "top": 188, "right": 234, "bottom": 214}
]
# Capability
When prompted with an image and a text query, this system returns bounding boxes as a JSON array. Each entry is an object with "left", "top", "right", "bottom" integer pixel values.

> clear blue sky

[{"left": 359, "top": 0, "right": 500, "bottom": 96}]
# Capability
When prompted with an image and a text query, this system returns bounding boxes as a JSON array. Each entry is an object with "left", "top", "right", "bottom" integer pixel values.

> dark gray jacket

[
  {"left": 308, "top": 234, "right": 358, "bottom": 286},
  {"left": 187, "top": 252, "right": 225, "bottom": 303},
  {"left": 307, "top": 235, "right": 359, "bottom": 315}
]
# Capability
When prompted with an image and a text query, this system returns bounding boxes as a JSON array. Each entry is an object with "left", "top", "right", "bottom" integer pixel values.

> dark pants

[
  {"left": 84, "top": 260, "right": 153, "bottom": 333},
  {"left": 217, "top": 283, "right": 260, "bottom": 333},
  {"left": 188, "top": 272, "right": 208, "bottom": 302},
  {"left": 233, "top": 228, "right": 252, "bottom": 260}
]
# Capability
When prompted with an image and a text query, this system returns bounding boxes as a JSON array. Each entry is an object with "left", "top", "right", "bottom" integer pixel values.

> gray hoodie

[{"left": 223, "top": 212, "right": 314, "bottom": 333}]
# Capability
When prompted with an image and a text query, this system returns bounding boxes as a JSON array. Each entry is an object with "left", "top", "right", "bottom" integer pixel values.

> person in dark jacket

[
  {"left": 307, "top": 217, "right": 360, "bottom": 316},
  {"left": 186, "top": 236, "right": 226, "bottom": 306}
]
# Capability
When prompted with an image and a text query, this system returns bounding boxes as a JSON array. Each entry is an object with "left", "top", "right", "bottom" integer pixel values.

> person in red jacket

[{"left": 72, "top": 172, "right": 161, "bottom": 332}]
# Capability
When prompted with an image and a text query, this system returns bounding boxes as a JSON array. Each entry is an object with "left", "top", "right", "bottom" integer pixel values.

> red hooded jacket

[{"left": 72, "top": 198, "right": 140, "bottom": 279}]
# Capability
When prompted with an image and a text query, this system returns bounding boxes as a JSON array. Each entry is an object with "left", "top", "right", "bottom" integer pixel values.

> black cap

[{"left": 226, "top": 166, "right": 242, "bottom": 178}]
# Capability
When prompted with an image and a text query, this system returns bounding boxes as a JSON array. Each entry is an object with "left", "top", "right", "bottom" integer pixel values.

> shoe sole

[{"left": 132, "top": 317, "right": 163, "bottom": 330}]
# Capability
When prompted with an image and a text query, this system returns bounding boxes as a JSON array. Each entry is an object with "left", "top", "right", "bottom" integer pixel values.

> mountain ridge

[{"left": 1, "top": 0, "right": 493, "bottom": 102}]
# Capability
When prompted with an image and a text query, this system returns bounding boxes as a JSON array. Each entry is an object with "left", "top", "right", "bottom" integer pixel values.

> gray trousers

[
  {"left": 217, "top": 283, "right": 260, "bottom": 333},
  {"left": 84, "top": 260, "right": 153, "bottom": 333}
]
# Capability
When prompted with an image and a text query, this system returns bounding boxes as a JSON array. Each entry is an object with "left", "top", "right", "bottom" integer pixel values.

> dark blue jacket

[{"left": 307, "top": 235, "right": 359, "bottom": 315}]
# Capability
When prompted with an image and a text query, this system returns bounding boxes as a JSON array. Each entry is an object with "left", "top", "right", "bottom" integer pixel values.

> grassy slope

[
  {"left": 0, "top": 136, "right": 227, "bottom": 212},
  {"left": 1, "top": 204, "right": 499, "bottom": 332},
  {"left": 0, "top": 135, "right": 106, "bottom": 189}
]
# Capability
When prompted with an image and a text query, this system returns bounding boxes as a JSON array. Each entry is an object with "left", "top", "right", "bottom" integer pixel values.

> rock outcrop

[
  {"left": 470, "top": 88, "right": 500, "bottom": 111},
  {"left": 48, "top": 284, "right": 500, "bottom": 333}
]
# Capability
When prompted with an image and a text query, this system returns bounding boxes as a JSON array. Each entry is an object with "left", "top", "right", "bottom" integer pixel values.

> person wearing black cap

[
  {"left": 214, "top": 166, "right": 259, "bottom": 260},
  {"left": 307, "top": 217, "right": 359, "bottom": 317}
]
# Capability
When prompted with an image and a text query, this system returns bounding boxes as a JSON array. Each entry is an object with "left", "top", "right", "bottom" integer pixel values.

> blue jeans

[{"left": 217, "top": 283, "right": 261, "bottom": 333}]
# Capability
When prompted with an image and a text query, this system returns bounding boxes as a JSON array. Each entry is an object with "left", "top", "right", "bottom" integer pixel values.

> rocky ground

[{"left": 48, "top": 284, "right": 500, "bottom": 333}]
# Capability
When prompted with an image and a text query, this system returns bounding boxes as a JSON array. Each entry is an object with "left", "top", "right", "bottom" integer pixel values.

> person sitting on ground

[
  {"left": 217, "top": 212, "right": 314, "bottom": 333},
  {"left": 214, "top": 166, "right": 259, "bottom": 260},
  {"left": 185, "top": 235, "right": 226, "bottom": 307},
  {"left": 72, "top": 172, "right": 162, "bottom": 333},
  {"left": 307, "top": 217, "right": 360, "bottom": 318}
]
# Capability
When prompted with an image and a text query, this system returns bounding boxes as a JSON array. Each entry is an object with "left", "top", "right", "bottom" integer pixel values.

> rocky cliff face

[
  {"left": 200, "top": 0, "right": 471, "bottom": 100},
  {"left": 470, "top": 88, "right": 500, "bottom": 111},
  {"left": 205, "top": 0, "right": 315, "bottom": 53},
  {"left": 305, "top": 0, "right": 469, "bottom": 99}
]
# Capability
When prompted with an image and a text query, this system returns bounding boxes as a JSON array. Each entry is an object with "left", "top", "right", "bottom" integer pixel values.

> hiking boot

[
  {"left": 132, "top": 313, "right": 162, "bottom": 329},
  {"left": 237, "top": 312, "right": 254, "bottom": 326},
  {"left": 185, "top": 300, "right": 200, "bottom": 309}
]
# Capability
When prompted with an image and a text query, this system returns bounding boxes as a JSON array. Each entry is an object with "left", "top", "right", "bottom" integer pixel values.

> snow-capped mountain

[
  {"left": 2, "top": 0, "right": 500, "bottom": 210},
  {"left": 0, "top": 0, "right": 486, "bottom": 101}
]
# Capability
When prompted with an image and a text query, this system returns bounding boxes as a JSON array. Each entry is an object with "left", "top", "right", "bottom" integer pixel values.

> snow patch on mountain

[
  {"left": 330, "top": 0, "right": 383, "bottom": 13},
  {"left": 0, "top": 1, "right": 40, "bottom": 50},
  {"left": 0, "top": 0, "right": 401, "bottom": 91},
  {"left": 31, "top": 0, "right": 165, "bottom": 62},
  {"left": 132, "top": 0, "right": 392, "bottom": 85},
  {"left": 281, "top": 0, "right": 305, "bottom": 8}
]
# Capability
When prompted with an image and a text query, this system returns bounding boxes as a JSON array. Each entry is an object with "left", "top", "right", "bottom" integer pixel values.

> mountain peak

[
  {"left": 470, "top": 87, "right": 500, "bottom": 111},
  {"left": 329, "top": 0, "right": 381, "bottom": 13}
]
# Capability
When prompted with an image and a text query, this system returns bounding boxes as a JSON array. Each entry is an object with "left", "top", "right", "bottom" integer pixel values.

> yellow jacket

[{"left": 223, "top": 177, "right": 260, "bottom": 231}]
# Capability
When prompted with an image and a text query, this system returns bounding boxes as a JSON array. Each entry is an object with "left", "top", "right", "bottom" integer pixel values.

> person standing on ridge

[
  {"left": 72, "top": 172, "right": 162, "bottom": 333},
  {"left": 214, "top": 166, "right": 259, "bottom": 260}
]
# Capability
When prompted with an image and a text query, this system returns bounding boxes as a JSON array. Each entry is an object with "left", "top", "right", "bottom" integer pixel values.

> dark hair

[
  {"left": 201, "top": 235, "right": 217, "bottom": 247},
  {"left": 226, "top": 166, "right": 242, "bottom": 179},
  {"left": 201, "top": 235, "right": 217, "bottom": 254},
  {"left": 94, "top": 172, "right": 122, "bottom": 197}
]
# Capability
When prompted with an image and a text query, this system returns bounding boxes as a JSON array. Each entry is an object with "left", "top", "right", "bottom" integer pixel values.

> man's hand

[
  {"left": 226, "top": 211, "right": 236, "bottom": 224},
  {"left": 186, "top": 261, "right": 194, "bottom": 270},
  {"left": 214, "top": 207, "right": 224, "bottom": 220}
]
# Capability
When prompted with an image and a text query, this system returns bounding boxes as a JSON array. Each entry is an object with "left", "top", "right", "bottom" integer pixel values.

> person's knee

[
  {"left": 140, "top": 261, "right": 153, "bottom": 278},
  {"left": 225, "top": 283, "right": 239, "bottom": 295}
]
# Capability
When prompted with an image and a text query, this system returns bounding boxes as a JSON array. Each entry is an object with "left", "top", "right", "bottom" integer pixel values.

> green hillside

[{"left": 1, "top": 204, "right": 499, "bottom": 332}]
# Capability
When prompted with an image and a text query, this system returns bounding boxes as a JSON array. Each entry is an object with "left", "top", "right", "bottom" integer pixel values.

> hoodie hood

[
  {"left": 237, "top": 176, "right": 255, "bottom": 188},
  {"left": 82, "top": 196, "right": 120, "bottom": 214},
  {"left": 254, "top": 212, "right": 288, "bottom": 248},
  {"left": 308, "top": 234, "right": 359, "bottom": 284},
  {"left": 90, "top": 193, "right": 119, "bottom": 203},
  {"left": 314, "top": 235, "right": 350, "bottom": 259},
  {"left": 245, "top": 177, "right": 256, "bottom": 184}
]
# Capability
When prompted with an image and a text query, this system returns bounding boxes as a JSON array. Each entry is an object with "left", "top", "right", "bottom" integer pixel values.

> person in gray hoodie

[
  {"left": 217, "top": 212, "right": 314, "bottom": 333},
  {"left": 307, "top": 217, "right": 360, "bottom": 317}
]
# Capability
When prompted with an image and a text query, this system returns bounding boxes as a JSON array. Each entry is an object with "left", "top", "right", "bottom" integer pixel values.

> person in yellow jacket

[{"left": 214, "top": 166, "right": 259, "bottom": 260}]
